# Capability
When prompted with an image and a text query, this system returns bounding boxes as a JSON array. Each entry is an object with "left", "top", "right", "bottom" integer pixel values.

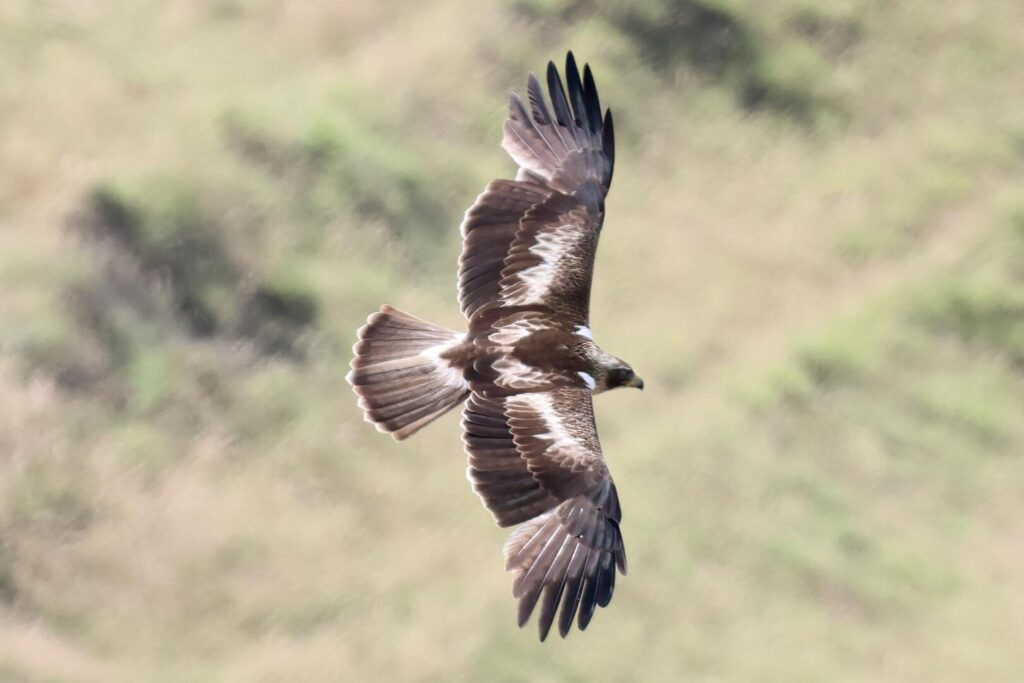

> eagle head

[{"left": 597, "top": 362, "right": 644, "bottom": 393}]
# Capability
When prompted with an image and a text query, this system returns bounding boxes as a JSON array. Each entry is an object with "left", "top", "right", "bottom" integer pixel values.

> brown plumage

[{"left": 347, "top": 52, "right": 642, "bottom": 640}]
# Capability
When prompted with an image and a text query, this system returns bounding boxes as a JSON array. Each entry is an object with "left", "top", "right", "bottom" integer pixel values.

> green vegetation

[{"left": 1, "top": 0, "right": 1024, "bottom": 680}]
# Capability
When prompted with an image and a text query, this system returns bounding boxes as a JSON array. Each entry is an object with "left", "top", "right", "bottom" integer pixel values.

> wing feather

[
  {"left": 505, "top": 388, "right": 607, "bottom": 498},
  {"left": 461, "top": 53, "right": 612, "bottom": 330},
  {"left": 487, "top": 194, "right": 601, "bottom": 330},
  {"left": 546, "top": 60, "right": 580, "bottom": 146},
  {"left": 504, "top": 52, "right": 614, "bottom": 197},
  {"left": 582, "top": 64, "right": 602, "bottom": 135},
  {"left": 458, "top": 180, "right": 551, "bottom": 320},
  {"left": 463, "top": 393, "right": 559, "bottom": 527},
  {"left": 527, "top": 72, "right": 570, "bottom": 155},
  {"left": 565, "top": 52, "right": 588, "bottom": 130},
  {"left": 464, "top": 387, "right": 626, "bottom": 639},
  {"left": 502, "top": 482, "right": 626, "bottom": 639}
]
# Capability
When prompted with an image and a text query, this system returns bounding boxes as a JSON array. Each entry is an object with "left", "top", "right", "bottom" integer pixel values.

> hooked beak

[{"left": 627, "top": 375, "right": 645, "bottom": 390}]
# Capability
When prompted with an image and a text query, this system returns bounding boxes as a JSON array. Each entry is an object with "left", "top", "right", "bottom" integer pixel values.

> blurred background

[{"left": 2, "top": 0, "right": 1024, "bottom": 680}]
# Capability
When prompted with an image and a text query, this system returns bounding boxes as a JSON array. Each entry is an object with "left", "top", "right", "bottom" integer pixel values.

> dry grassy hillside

[{"left": 2, "top": 1, "right": 1024, "bottom": 680}]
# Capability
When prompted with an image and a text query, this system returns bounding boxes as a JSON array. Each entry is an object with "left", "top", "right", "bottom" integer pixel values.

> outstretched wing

[
  {"left": 502, "top": 52, "right": 615, "bottom": 198},
  {"left": 458, "top": 179, "right": 551, "bottom": 321},
  {"left": 493, "top": 192, "right": 600, "bottom": 329},
  {"left": 462, "top": 388, "right": 627, "bottom": 640},
  {"left": 458, "top": 52, "right": 615, "bottom": 331}
]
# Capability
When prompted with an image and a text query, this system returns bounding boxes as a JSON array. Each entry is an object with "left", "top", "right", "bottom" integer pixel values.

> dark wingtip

[
  {"left": 578, "top": 602, "right": 595, "bottom": 630},
  {"left": 603, "top": 108, "right": 615, "bottom": 186},
  {"left": 546, "top": 60, "right": 572, "bottom": 128},
  {"left": 545, "top": 61, "right": 559, "bottom": 95},
  {"left": 565, "top": 51, "right": 580, "bottom": 84},
  {"left": 517, "top": 591, "right": 537, "bottom": 629},
  {"left": 582, "top": 63, "right": 602, "bottom": 133},
  {"left": 565, "top": 52, "right": 585, "bottom": 124},
  {"left": 577, "top": 578, "right": 598, "bottom": 630},
  {"left": 538, "top": 615, "right": 554, "bottom": 642},
  {"left": 597, "top": 564, "right": 615, "bottom": 608}
]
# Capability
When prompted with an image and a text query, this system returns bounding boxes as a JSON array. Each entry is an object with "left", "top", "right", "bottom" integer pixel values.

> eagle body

[
  {"left": 348, "top": 53, "right": 641, "bottom": 640},
  {"left": 443, "top": 326, "right": 640, "bottom": 397}
]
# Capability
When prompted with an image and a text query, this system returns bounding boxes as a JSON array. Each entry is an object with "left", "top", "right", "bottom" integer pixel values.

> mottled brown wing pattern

[
  {"left": 467, "top": 310, "right": 586, "bottom": 397},
  {"left": 461, "top": 52, "right": 614, "bottom": 334},
  {"left": 485, "top": 310, "right": 563, "bottom": 346},
  {"left": 496, "top": 193, "right": 602, "bottom": 327},
  {"left": 458, "top": 180, "right": 551, "bottom": 321},
  {"left": 505, "top": 388, "right": 608, "bottom": 499},
  {"left": 464, "top": 387, "right": 626, "bottom": 639},
  {"left": 463, "top": 393, "right": 560, "bottom": 527}
]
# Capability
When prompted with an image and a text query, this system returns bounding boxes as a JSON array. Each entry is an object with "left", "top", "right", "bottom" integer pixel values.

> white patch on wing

[
  {"left": 489, "top": 317, "right": 543, "bottom": 346},
  {"left": 515, "top": 166, "right": 546, "bottom": 183},
  {"left": 512, "top": 392, "right": 581, "bottom": 459},
  {"left": 493, "top": 356, "right": 552, "bottom": 390},
  {"left": 574, "top": 325, "right": 593, "bottom": 340},
  {"left": 504, "top": 225, "right": 575, "bottom": 306},
  {"left": 421, "top": 332, "right": 469, "bottom": 388},
  {"left": 577, "top": 371, "right": 596, "bottom": 390}
]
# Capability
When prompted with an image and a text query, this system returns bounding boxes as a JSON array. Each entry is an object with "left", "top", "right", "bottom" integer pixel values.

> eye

[{"left": 609, "top": 368, "right": 633, "bottom": 386}]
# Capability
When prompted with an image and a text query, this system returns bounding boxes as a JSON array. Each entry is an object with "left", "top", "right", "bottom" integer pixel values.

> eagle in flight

[{"left": 348, "top": 53, "right": 641, "bottom": 640}]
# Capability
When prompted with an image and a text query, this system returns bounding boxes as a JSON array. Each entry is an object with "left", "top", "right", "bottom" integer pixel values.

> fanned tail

[{"left": 347, "top": 306, "right": 470, "bottom": 440}]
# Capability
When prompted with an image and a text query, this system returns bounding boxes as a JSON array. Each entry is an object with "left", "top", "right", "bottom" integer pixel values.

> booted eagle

[{"left": 348, "top": 53, "right": 641, "bottom": 640}]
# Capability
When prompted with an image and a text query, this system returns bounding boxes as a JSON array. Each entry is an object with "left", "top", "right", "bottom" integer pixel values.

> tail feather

[{"left": 348, "top": 306, "right": 470, "bottom": 440}]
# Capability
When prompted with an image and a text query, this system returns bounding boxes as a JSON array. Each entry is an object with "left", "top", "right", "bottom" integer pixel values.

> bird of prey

[{"left": 348, "top": 52, "right": 641, "bottom": 640}]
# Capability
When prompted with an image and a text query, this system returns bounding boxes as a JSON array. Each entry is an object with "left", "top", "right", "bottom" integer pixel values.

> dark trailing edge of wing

[
  {"left": 602, "top": 109, "right": 614, "bottom": 186},
  {"left": 546, "top": 61, "right": 575, "bottom": 135}
]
